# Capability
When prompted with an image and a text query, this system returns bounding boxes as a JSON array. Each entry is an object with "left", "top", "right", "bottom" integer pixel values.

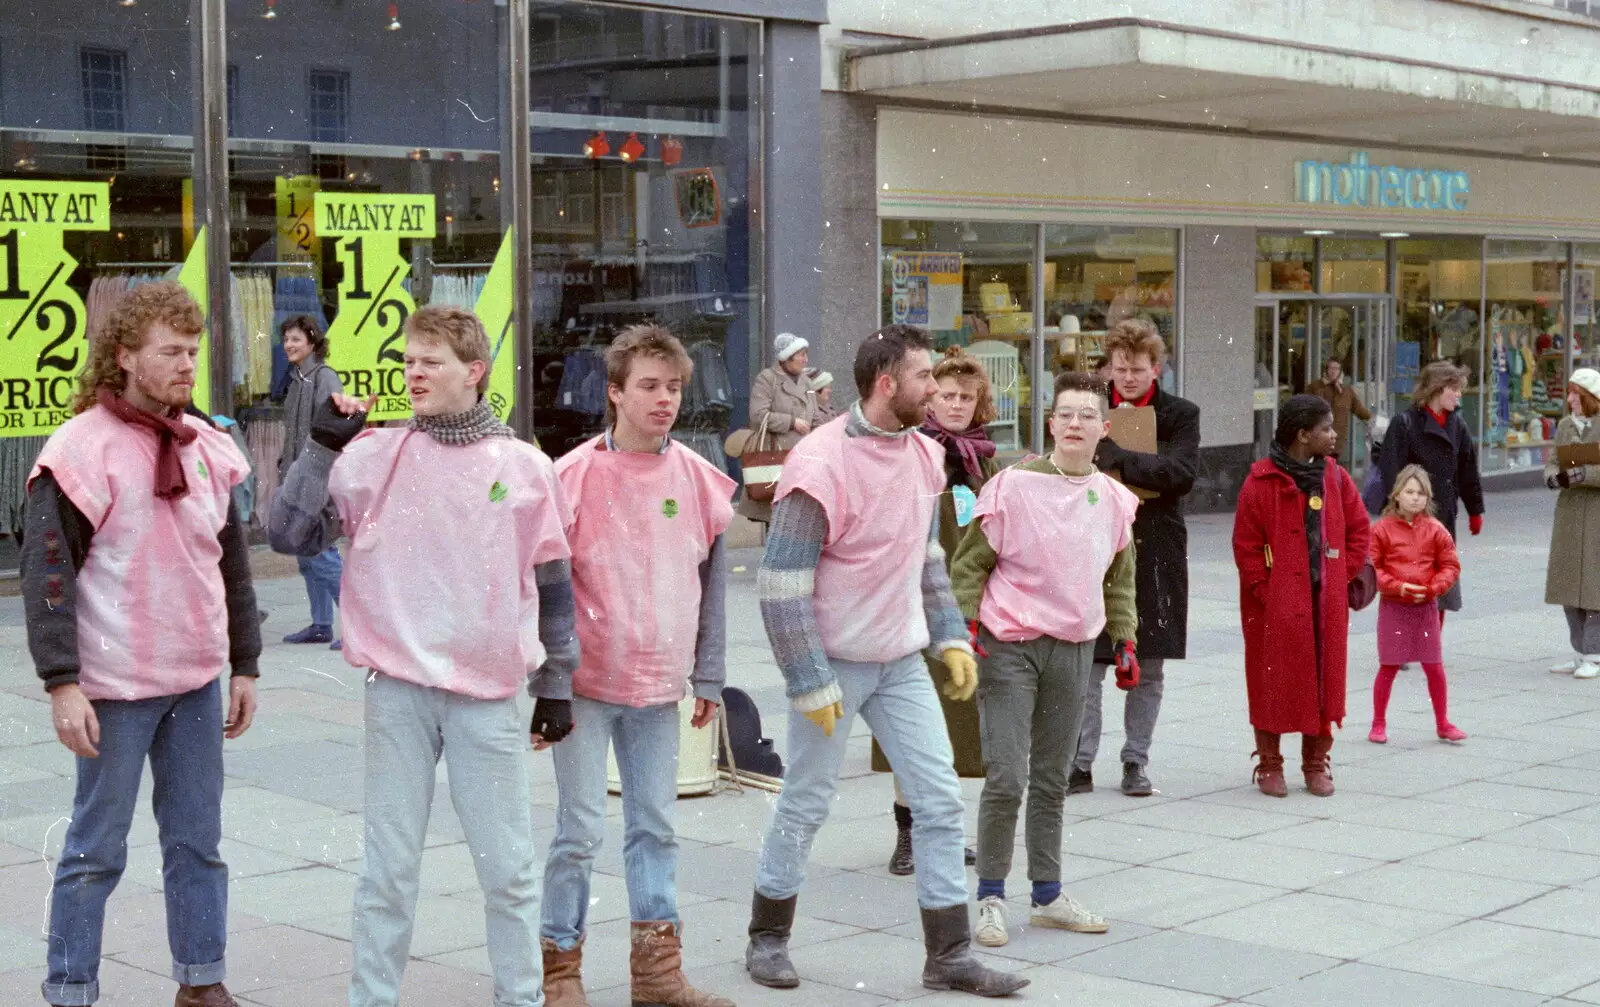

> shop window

[
  {"left": 1574, "top": 243, "right": 1600, "bottom": 377},
  {"left": 1485, "top": 239, "right": 1567, "bottom": 473},
  {"left": 527, "top": 4, "right": 761, "bottom": 467},
  {"left": 79, "top": 47, "right": 128, "bottom": 132},
  {"left": 1394, "top": 237, "right": 1482, "bottom": 421},
  {"left": 307, "top": 69, "right": 350, "bottom": 144},
  {"left": 1257, "top": 235, "right": 1314, "bottom": 293},
  {"left": 1045, "top": 225, "right": 1178, "bottom": 392},
  {"left": 1320, "top": 237, "right": 1386, "bottom": 295}
]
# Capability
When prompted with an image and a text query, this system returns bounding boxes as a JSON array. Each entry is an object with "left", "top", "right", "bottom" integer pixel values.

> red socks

[{"left": 1372, "top": 663, "right": 1451, "bottom": 731}]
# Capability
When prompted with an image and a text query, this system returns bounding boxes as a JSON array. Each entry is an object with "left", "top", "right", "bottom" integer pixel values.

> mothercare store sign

[{"left": 0, "top": 181, "right": 107, "bottom": 437}]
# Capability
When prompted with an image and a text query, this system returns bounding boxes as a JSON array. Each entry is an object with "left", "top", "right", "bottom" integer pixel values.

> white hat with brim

[
  {"left": 1572, "top": 368, "right": 1600, "bottom": 401},
  {"left": 775, "top": 332, "right": 809, "bottom": 362}
]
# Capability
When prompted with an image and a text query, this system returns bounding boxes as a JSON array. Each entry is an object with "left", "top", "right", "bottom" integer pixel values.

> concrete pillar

[{"left": 1181, "top": 225, "right": 1257, "bottom": 509}]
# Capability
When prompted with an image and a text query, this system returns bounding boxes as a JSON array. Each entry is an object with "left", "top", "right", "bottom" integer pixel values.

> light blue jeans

[
  {"left": 298, "top": 545, "right": 342, "bottom": 627},
  {"left": 43, "top": 680, "right": 228, "bottom": 1006},
  {"left": 542, "top": 696, "right": 680, "bottom": 949},
  {"left": 350, "top": 674, "right": 542, "bottom": 1007},
  {"left": 756, "top": 653, "right": 967, "bottom": 910}
]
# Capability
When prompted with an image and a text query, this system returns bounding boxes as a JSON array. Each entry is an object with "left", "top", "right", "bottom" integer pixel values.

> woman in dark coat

[
  {"left": 1377, "top": 360, "right": 1485, "bottom": 614},
  {"left": 1234, "top": 396, "right": 1371, "bottom": 799}
]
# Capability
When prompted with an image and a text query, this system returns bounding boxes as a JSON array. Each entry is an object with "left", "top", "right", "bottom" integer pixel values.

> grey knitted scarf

[{"left": 408, "top": 397, "right": 514, "bottom": 445}]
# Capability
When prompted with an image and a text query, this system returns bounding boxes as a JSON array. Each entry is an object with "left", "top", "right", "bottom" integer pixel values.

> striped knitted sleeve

[
  {"left": 528, "top": 558, "right": 579, "bottom": 700},
  {"left": 921, "top": 511, "right": 973, "bottom": 658},
  {"left": 757, "top": 490, "right": 843, "bottom": 713}
]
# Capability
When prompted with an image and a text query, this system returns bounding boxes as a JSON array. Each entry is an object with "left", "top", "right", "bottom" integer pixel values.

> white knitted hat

[{"left": 774, "top": 332, "right": 809, "bottom": 362}]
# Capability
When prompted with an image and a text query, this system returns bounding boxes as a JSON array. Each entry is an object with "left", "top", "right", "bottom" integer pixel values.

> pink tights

[{"left": 1372, "top": 663, "right": 1451, "bottom": 729}]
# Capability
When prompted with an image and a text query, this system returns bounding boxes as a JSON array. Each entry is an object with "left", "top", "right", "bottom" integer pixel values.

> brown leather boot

[
  {"left": 175, "top": 984, "right": 238, "bottom": 1007},
  {"left": 542, "top": 936, "right": 590, "bottom": 1006},
  {"left": 1302, "top": 733, "right": 1335, "bottom": 797},
  {"left": 629, "top": 921, "right": 734, "bottom": 1007},
  {"left": 1252, "top": 729, "right": 1288, "bottom": 798}
]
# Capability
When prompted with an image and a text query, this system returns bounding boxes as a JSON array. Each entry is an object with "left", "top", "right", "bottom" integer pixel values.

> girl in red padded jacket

[{"left": 1369, "top": 464, "right": 1465, "bottom": 744}]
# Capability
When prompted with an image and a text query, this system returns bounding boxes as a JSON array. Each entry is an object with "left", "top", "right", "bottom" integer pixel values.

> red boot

[
  {"left": 1302, "top": 733, "right": 1335, "bottom": 797},
  {"left": 1252, "top": 729, "right": 1288, "bottom": 798}
]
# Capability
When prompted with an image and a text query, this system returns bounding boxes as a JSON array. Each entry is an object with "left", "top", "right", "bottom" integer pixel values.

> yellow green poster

[
  {"left": 176, "top": 227, "right": 212, "bottom": 413},
  {"left": 315, "top": 192, "right": 435, "bottom": 421},
  {"left": 276, "top": 174, "right": 320, "bottom": 266},
  {"left": 477, "top": 228, "right": 517, "bottom": 424},
  {"left": 0, "top": 180, "right": 109, "bottom": 437}
]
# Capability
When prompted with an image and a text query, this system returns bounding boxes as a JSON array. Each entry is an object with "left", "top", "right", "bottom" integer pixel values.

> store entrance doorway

[{"left": 1254, "top": 293, "right": 1394, "bottom": 476}]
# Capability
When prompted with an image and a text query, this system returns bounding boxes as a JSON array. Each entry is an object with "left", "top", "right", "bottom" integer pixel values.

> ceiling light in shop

[
  {"left": 1378, "top": 231, "right": 1410, "bottom": 238},
  {"left": 1303, "top": 229, "right": 1335, "bottom": 236},
  {"left": 119, "top": 0, "right": 137, "bottom": 6}
]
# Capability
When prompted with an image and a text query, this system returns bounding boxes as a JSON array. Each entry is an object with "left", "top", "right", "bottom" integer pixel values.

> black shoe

[
  {"left": 747, "top": 892, "right": 800, "bottom": 988},
  {"left": 1067, "top": 767, "right": 1093, "bottom": 795},
  {"left": 964, "top": 846, "right": 976, "bottom": 866},
  {"left": 918, "top": 904, "right": 1030, "bottom": 996},
  {"left": 1121, "top": 762, "right": 1153, "bottom": 797}
]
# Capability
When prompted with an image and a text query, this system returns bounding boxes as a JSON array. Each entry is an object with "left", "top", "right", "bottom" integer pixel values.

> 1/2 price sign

[
  {"left": 315, "top": 192, "right": 435, "bottom": 421},
  {"left": 0, "top": 181, "right": 109, "bottom": 437}
]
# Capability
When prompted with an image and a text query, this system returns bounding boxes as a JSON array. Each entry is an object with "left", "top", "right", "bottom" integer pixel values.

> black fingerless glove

[
  {"left": 531, "top": 698, "right": 573, "bottom": 743},
  {"left": 309, "top": 398, "right": 369, "bottom": 452}
]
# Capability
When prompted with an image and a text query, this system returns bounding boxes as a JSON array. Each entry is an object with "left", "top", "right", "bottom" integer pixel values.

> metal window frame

[{"left": 79, "top": 46, "right": 129, "bottom": 133}]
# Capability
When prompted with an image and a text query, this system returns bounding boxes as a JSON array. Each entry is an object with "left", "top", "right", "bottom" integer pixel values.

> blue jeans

[
  {"left": 756, "top": 653, "right": 967, "bottom": 910},
  {"left": 351, "top": 674, "right": 541, "bottom": 1007},
  {"left": 43, "top": 679, "right": 228, "bottom": 1006},
  {"left": 298, "top": 545, "right": 342, "bottom": 626},
  {"left": 542, "top": 696, "right": 680, "bottom": 949}
]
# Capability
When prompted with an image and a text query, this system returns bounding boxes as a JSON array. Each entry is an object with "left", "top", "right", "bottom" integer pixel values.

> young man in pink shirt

[
  {"left": 23, "top": 282, "right": 261, "bottom": 1007},
  {"left": 747, "top": 324, "right": 1027, "bottom": 998},
  {"left": 269, "top": 306, "right": 578, "bottom": 1007},
  {"left": 540, "top": 324, "right": 736, "bottom": 1007},
  {"left": 950, "top": 371, "right": 1139, "bottom": 949}
]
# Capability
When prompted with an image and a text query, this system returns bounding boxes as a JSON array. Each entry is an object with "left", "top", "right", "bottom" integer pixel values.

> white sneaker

[
  {"left": 1577, "top": 658, "right": 1600, "bottom": 680},
  {"left": 1551, "top": 659, "right": 1580, "bottom": 674},
  {"left": 1029, "top": 893, "right": 1109, "bottom": 934},
  {"left": 975, "top": 897, "right": 1009, "bottom": 947}
]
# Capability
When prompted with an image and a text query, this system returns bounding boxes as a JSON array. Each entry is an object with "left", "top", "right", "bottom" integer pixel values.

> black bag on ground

[{"left": 719, "top": 686, "right": 784, "bottom": 779}]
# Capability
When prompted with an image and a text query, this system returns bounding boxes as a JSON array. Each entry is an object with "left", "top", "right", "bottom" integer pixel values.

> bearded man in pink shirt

[
  {"left": 745, "top": 324, "right": 1027, "bottom": 999},
  {"left": 269, "top": 306, "right": 578, "bottom": 1007},
  {"left": 23, "top": 282, "right": 261, "bottom": 1007}
]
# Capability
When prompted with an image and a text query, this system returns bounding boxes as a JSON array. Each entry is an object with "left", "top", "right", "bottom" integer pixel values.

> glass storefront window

[
  {"left": 1257, "top": 235, "right": 1314, "bottom": 292},
  {"left": 1044, "top": 226, "right": 1178, "bottom": 393},
  {"left": 1393, "top": 237, "right": 1482, "bottom": 425},
  {"left": 1575, "top": 244, "right": 1600, "bottom": 376},
  {"left": 881, "top": 220, "right": 1036, "bottom": 450},
  {"left": 526, "top": 3, "right": 763, "bottom": 466},
  {"left": 1320, "top": 238, "right": 1386, "bottom": 294},
  {"left": 1485, "top": 239, "right": 1566, "bottom": 472}
]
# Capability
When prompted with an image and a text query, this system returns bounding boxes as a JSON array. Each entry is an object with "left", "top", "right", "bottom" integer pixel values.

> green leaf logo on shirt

[
  {"left": 196, "top": 460, "right": 210, "bottom": 480},
  {"left": 1087, "top": 488, "right": 1099, "bottom": 505},
  {"left": 663, "top": 498, "right": 680, "bottom": 518},
  {"left": 488, "top": 481, "right": 508, "bottom": 503}
]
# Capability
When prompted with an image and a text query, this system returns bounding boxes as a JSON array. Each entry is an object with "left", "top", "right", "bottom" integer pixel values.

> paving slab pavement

[{"left": 1, "top": 487, "right": 1598, "bottom": 1005}]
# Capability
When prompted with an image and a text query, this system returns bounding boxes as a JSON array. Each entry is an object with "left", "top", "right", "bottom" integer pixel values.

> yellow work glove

[
  {"left": 804, "top": 701, "right": 845, "bottom": 737},
  {"left": 941, "top": 648, "right": 978, "bottom": 702}
]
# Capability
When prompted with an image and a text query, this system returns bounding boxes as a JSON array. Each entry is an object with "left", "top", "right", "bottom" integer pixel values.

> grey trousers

[
  {"left": 975, "top": 631, "right": 1094, "bottom": 884},
  {"left": 1074, "top": 658, "right": 1166, "bottom": 770},
  {"left": 1566, "top": 607, "right": 1600, "bottom": 655}
]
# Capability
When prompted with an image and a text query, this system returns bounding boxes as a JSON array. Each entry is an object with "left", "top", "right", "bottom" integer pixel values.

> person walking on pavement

[
  {"left": 1306, "top": 358, "right": 1373, "bottom": 469},
  {"left": 951, "top": 372, "right": 1138, "bottom": 949},
  {"left": 746, "top": 324, "right": 1027, "bottom": 998},
  {"left": 1368, "top": 465, "right": 1466, "bottom": 744},
  {"left": 738, "top": 332, "right": 824, "bottom": 525},
  {"left": 1545, "top": 368, "right": 1600, "bottom": 679},
  {"left": 1233, "top": 395, "right": 1371, "bottom": 798},
  {"left": 540, "top": 325, "right": 737, "bottom": 1007},
  {"left": 24, "top": 282, "right": 261, "bottom": 1007},
  {"left": 879, "top": 347, "right": 998, "bottom": 877},
  {"left": 269, "top": 306, "right": 579, "bottom": 1007},
  {"left": 1071, "top": 319, "right": 1199, "bottom": 798},
  {"left": 1377, "top": 360, "right": 1485, "bottom": 622},
  {"left": 276, "top": 314, "right": 345, "bottom": 649}
]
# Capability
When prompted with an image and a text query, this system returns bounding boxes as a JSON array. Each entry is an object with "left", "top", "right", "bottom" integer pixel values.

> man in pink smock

[
  {"left": 269, "top": 306, "right": 578, "bottom": 1007},
  {"left": 745, "top": 324, "right": 1028, "bottom": 998},
  {"left": 539, "top": 325, "right": 736, "bottom": 1007},
  {"left": 23, "top": 282, "right": 261, "bottom": 1007}
]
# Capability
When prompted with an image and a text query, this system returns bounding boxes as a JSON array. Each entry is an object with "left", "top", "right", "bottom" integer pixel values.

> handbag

[
  {"left": 1348, "top": 561, "right": 1378, "bottom": 611},
  {"left": 739, "top": 414, "right": 788, "bottom": 504}
]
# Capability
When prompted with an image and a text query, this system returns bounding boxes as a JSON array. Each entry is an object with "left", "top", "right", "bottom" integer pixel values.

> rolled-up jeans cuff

[
  {"left": 41, "top": 980, "right": 97, "bottom": 1005},
  {"left": 172, "top": 957, "right": 226, "bottom": 986}
]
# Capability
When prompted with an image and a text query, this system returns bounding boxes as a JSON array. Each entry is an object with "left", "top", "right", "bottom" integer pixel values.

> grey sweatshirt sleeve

[
  {"left": 20, "top": 470, "right": 92, "bottom": 692},
  {"left": 219, "top": 498, "right": 262, "bottom": 678},
  {"left": 267, "top": 442, "right": 340, "bottom": 557},
  {"left": 921, "top": 511, "right": 972, "bottom": 657},
  {"left": 690, "top": 533, "right": 728, "bottom": 702},
  {"left": 528, "top": 558, "right": 579, "bottom": 700}
]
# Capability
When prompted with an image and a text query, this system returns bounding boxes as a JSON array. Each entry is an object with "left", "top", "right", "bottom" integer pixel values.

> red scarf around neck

[
  {"left": 98, "top": 387, "right": 198, "bottom": 499},
  {"left": 919, "top": 417, "right": 997, "bottom": 483},
  {"left": 1111, "top": 382, "right": 1157, "bottom": 409}
]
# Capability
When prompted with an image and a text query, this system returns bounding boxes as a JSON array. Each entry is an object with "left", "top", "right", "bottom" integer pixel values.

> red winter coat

[
  {"left": 1233, "top": 458, "right": 1371, "bottom": 735},
  {"left": 1370, "top": 514, "right": 1459, "bottom": 602}
]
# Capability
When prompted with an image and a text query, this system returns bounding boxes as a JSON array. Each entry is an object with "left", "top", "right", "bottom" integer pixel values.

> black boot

[
  {"left": 746, "top": 891, "right": 800, "bottom": 988},
  {"left": 889, "top": 803, "right": 915, "bottom": 876},
  {"left": 919, "top": 904, "right": 1030, "bottom": 997}
]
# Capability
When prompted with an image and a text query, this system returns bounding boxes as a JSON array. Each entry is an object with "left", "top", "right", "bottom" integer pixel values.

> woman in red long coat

[{"left": 1233, "top": 395, "right": 1371, "bottom": 798}]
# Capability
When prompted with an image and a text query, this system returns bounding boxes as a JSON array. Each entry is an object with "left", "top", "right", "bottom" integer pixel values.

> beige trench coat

[
  {"left": 737, "top": 365, "right": 824, "bottom": 523},
  {"left": 1545, "top": 415, "right": 1600, "bottom": 610}
]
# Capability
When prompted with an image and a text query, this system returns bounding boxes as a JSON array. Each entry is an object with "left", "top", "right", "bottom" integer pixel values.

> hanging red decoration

[
  {"left": 659, "top": 136, "right": 683, "bottom": 167},
  {"left": 618, "top": 133, "right": 646, "bottom": 163},
  {"left": 582, "top": 131, "right": 610, "bottom": 158}
]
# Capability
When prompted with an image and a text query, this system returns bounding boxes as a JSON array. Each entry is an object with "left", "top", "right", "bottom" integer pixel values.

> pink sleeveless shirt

[
  {"left": 31, "top": 406, "right": 249, "bottom": 701},
  {"left": 329, "top": 430, "right": 571, "bottom": 700},
  {"left": 556, "top": 436, "right": 735, "bottom": 707},
  {"left": 774, "top": 414, "right": 946, "bottom": 663}
]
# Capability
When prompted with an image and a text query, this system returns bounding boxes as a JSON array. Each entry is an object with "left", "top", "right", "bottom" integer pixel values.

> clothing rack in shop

[
  {"left": 428, "top": 262, "right": 494, "bottom": 270},
  {"left": 93, "top": 261, "right": 183, "bottom": 269}
]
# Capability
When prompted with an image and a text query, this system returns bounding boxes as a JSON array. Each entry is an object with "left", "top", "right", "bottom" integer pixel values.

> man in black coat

[{"left": 1072, "top": 321, "right": 1201, "bottom": 797}]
